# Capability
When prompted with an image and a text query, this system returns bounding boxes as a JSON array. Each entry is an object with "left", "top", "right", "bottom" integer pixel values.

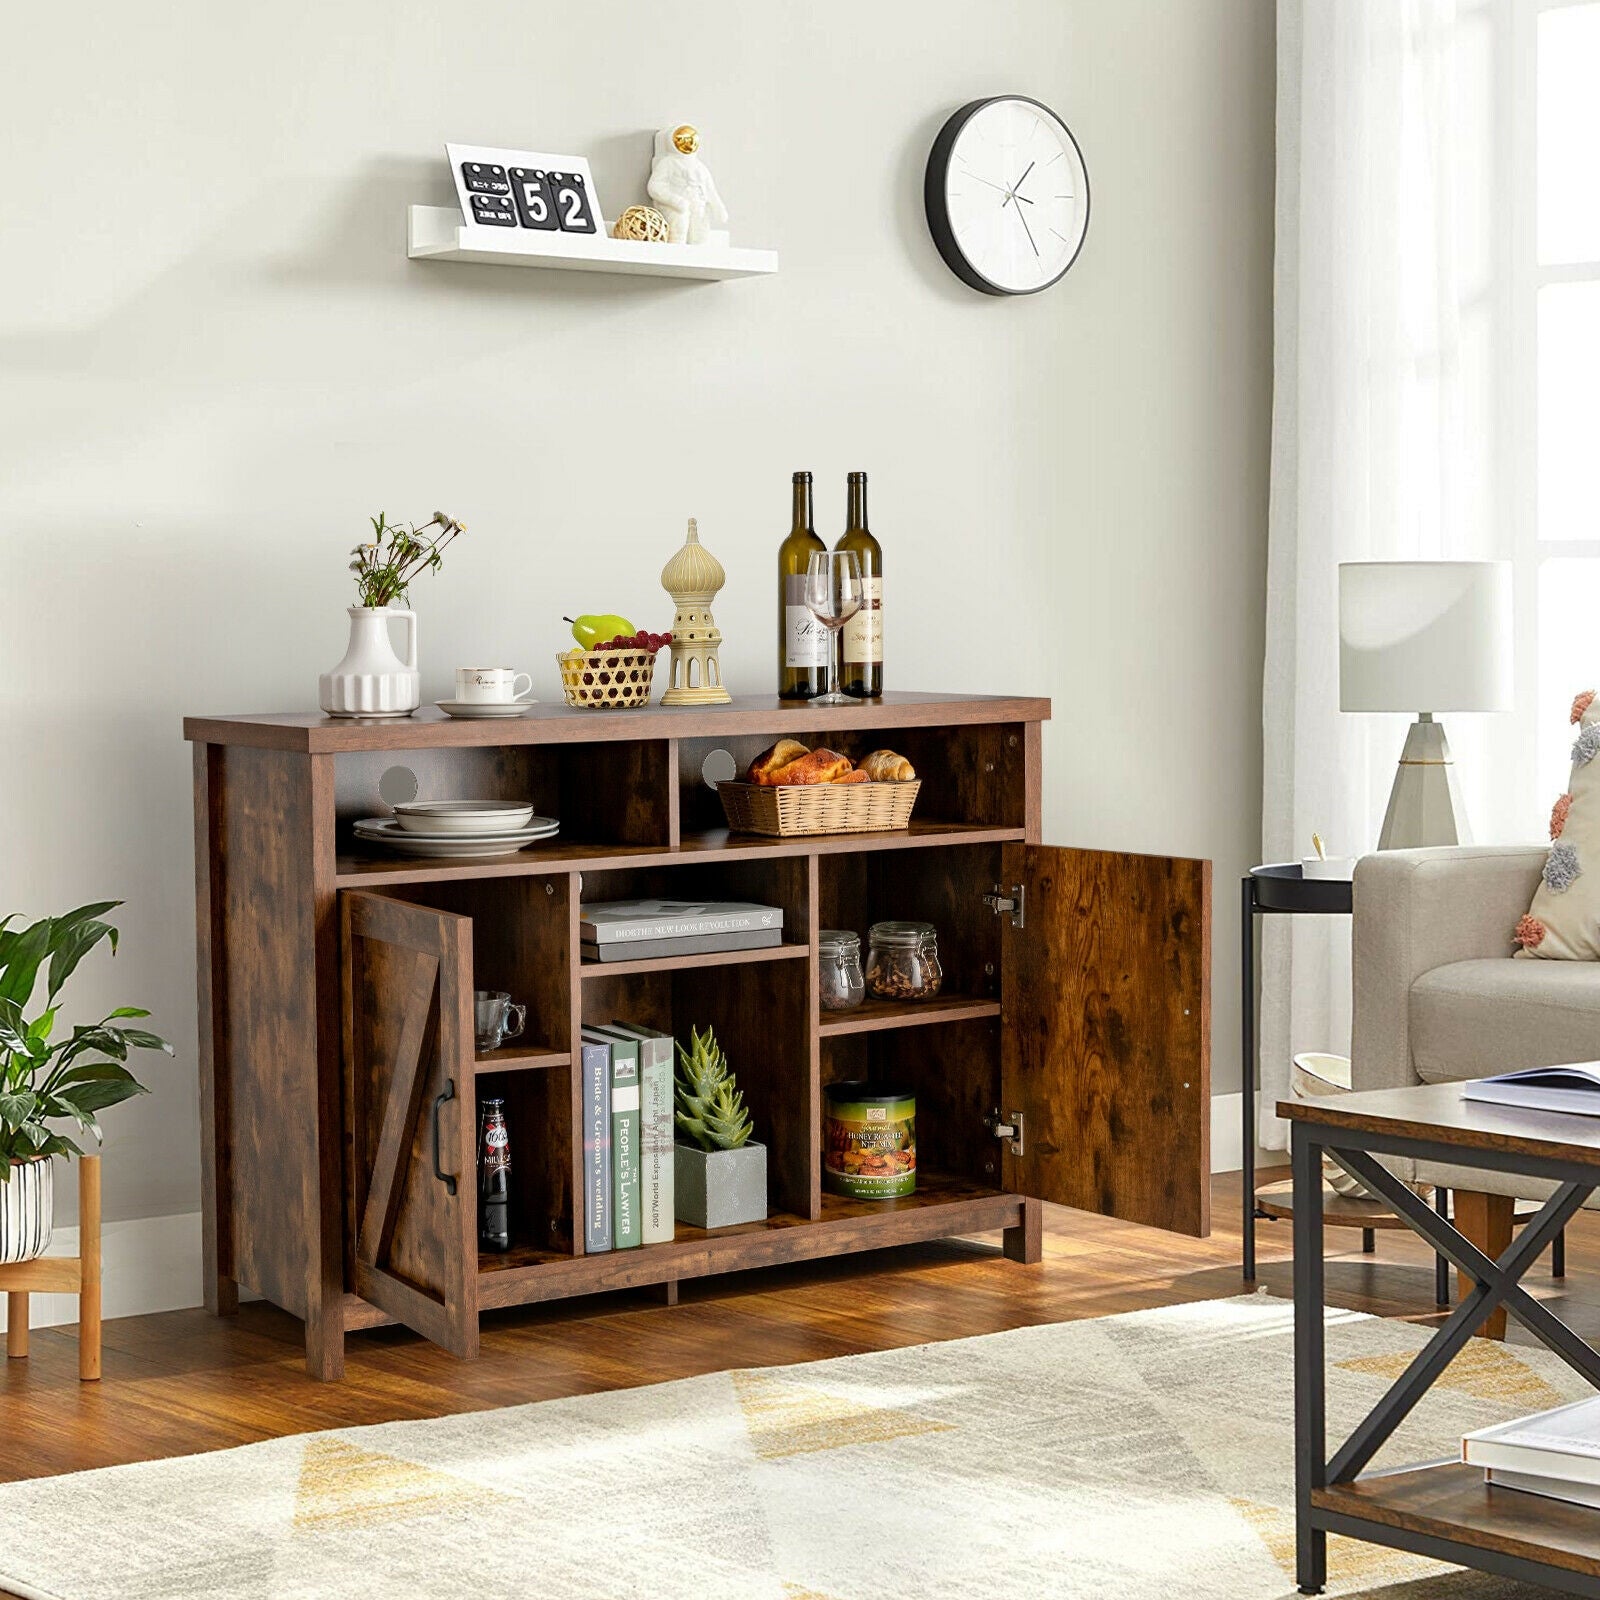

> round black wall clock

[{"left": 924, "top": 96, "right": 1090, "bottom": 296}]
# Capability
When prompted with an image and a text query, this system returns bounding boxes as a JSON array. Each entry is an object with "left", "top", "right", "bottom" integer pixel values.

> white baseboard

[
  {"left": 0, "top": 1113, "right": 1262, "bottom": 1331},
  {"left": 1211, "top": 1091, "right": 1279, "bottom": 1175},
  {"left": 0, "top": 1210, "right": 203, "bottom": 1332}
]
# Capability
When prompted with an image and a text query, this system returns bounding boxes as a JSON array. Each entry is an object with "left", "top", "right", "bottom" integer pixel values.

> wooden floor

[{"left": 4, "top": 1169, "right": 1596, "bottom": 1488}]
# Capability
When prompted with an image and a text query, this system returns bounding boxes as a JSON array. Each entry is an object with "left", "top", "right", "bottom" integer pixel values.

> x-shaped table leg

[{"left": 1321, "top": 1147, "right": 1597, "bottom": 1484}]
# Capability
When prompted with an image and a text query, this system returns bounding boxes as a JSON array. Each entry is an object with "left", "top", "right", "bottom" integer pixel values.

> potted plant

[
  {"left": 673, "top": 1025, "right": 766, "bottom": 1229},
  {"left": 0, "top": 903, "right": 171, "bottom": 1264},
  {"left": 319, "top": 510, "right": 465, "bottom": 719}
]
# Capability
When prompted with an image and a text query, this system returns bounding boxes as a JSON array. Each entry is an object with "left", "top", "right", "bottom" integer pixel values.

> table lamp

[{"left": 1338, "top": 560, "right": 1512, "bottom": 849}]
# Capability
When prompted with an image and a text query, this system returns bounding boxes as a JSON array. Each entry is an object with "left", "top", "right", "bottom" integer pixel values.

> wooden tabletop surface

[
  {"left": 1278, "top": 1081, "right": 1600, "bottom": 1168},
  {"left": 183, "top": 690, "right": 1053, "bottom": 751}
]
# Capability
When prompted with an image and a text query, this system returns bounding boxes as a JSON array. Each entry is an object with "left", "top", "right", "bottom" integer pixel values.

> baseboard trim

[{"left": 0, "top": 1210, "right": 202, "bottom": 1332}]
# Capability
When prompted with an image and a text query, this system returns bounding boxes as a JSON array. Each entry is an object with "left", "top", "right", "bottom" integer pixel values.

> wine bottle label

[
  {"left": 843, "top": 576, "right": 883, "bottom": 664},
  {"left": 784, "top": 575, "right": 828, "bottom": 667}
]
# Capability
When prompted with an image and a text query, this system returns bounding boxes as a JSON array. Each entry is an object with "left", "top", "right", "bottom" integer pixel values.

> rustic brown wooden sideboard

[{"left": 185, "top": 692, "right": 1210, "bottom": 1379}]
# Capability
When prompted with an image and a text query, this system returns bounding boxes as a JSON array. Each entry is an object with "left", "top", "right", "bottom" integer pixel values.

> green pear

[{"left": 565, "top": 613, "right": 635, "bottom": 649}]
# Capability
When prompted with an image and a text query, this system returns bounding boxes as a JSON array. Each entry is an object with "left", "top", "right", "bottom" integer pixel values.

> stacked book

[
  {"left": 579, "top": 1023, "right": 675, "bottom": 1252},
  {"left": 1464, "top": 1397, "right": 1600, "bottom": 1507},
  {"left": 579, "top": 899, "right": 784, "bottom": 964}
]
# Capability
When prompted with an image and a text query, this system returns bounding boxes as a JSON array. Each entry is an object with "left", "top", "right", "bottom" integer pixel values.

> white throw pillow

[{"left": 1517, "top": 689, "right": 1600, "bottom": 960}]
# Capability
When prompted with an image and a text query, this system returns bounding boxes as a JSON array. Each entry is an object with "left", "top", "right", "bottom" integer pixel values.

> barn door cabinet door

[
  {"left": 998, "top": 845, "right": 1212, "bottom": 1238},
  {"left": 340, "top": 890, "right": 480, "bottom": 1357}
]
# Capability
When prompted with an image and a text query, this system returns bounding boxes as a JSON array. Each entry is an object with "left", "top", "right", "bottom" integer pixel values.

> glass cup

[
  {"left": 474, "top": 990, "right": 526, "bottom": 1051},
  {"left": 803, "top": 550, "right": 863, "bottom": 707}
]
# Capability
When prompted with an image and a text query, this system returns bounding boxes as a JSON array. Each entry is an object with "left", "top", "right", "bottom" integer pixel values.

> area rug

[{"left": 0, "top": 1292, "right": 1588, "bottom": 1600}]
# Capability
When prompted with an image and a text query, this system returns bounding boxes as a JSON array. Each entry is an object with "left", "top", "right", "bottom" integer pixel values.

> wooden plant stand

[
  {"left": 186, "top": 693, "right": 1214, "bottom": 1379},
  {"left": 0, "top": 1155, "right": 102, "bottom": 1381}
]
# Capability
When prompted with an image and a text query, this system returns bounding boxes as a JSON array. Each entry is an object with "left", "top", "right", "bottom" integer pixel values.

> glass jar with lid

[
  {"left": 818, "top": 929, "right": 865, "bottom": 1011},
  {"left": 865, "top": 921, "right": 943, "bottom": 1003}
]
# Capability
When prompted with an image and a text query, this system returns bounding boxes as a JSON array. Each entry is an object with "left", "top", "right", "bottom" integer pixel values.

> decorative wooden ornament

[
  {"left": 660, "top": 517, "right": 731, "bottom": 705},
  {"left": 612, "top": 205, "right": 669, "bottom": 243}
]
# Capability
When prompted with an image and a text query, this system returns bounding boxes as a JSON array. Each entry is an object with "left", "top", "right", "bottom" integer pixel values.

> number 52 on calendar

[{"left": 447, "top": 144, "right": 601, "bottom": 238}]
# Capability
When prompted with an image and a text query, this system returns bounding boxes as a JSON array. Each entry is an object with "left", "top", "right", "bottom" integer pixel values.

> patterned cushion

[{"left": 1517, "top": 689, "right": 1600, "bottom": 960}]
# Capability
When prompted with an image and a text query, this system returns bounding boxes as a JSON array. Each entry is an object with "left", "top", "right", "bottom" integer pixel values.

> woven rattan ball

[{"left": 612, "top": 206, "right": 670, "bottom": 244}]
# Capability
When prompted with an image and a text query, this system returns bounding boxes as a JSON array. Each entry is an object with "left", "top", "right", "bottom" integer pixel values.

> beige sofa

[{"left": 1352, "top": 845, "right": 1600, "bottom": 1330}]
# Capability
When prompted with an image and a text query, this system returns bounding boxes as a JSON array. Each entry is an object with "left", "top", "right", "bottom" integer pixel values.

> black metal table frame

[
  {"left": 1293, "top": 1117, "right": 1600, "bottom": 1597},
  {"left": 1243, "top": 869, "right": 1351, "bottom": 1279}
]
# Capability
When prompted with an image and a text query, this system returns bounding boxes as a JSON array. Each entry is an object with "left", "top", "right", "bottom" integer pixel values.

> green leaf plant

[
  {"left": 349, "top": 511, "right": 465, "bottom": 609},
  {"left": 0, "top": 903, "right": 171, "bottom": 1179},
  {"left": 673, "top": 1025, "right": 754, "bottom": 1152}
]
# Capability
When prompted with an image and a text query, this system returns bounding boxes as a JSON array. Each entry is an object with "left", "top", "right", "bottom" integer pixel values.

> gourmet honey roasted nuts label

[{"left": 823, "top": 1092, "right": 916, "bottom": 1199}]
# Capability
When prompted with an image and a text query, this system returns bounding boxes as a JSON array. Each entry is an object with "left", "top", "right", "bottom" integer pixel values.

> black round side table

[{"left": 1241, "top": 863, "right": 1352, "bottom": 1279}]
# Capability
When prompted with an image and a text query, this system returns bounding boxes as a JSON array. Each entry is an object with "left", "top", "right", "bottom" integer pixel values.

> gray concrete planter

[{"left": 675, "top": 1141, "right": 767, "bottom": 1230}]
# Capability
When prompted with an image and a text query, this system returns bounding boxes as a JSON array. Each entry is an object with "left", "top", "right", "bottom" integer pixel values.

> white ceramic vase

[
  {"left": 0, "top": 1158, "right": 53, "bottom": 1265},
  {"left": 319, "top": 606, "right": 420, "bottom": 719}
]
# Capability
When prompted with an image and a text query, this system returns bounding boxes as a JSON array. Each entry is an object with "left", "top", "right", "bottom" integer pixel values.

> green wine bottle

[
  {"left": 837, "top": 471, "right": 883, "bottom": 698},
  {"left": 777, "top": 471, "right": 827, "bottom": 699}
]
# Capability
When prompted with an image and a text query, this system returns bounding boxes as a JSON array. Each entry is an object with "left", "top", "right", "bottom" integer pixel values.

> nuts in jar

[
  {"left": 865, "top": 920, "right": 943, "bottom": 1002},
  {"left": 819, "top": 929, "right": 865, "bottom": 1011}
]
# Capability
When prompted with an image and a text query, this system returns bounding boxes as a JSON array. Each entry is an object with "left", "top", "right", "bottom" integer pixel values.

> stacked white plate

[{"left": 355, "top": 801, "right": 559, "bottom": 859}]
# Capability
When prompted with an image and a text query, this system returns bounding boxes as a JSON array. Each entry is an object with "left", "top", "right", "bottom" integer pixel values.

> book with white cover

[
  {"left": 1463, "top": 1396, "right": 1600, "bottom": 1483},
  {"left": 1486, "top": 1467, "right": 1600, "bottom": 1509},
  {"left": 580, "top": 899, "right": 782, "bottom": 946},
  {"left": 1461, "top": 1063, "right": 1600, "bottom": 1117}
]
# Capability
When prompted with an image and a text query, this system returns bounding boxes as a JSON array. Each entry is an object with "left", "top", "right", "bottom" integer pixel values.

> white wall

[{"left": 0, "top": 0, "right": 1275, "bottom": 1253}]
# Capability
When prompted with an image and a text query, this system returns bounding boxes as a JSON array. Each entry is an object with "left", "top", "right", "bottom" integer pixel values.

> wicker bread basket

[
  {"left": 556, "top": 648, "right": 659, "bottom": 710},
  {"left": 718, "top": 779, "right": 921, "bottom": 838}
]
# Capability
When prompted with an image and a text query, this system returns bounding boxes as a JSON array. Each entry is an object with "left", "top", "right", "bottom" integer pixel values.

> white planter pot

[
  {"left": 0, "top": 1158, "right": 53, "bottom": 1264},
  {"left": 319, "top": 605, "right": 420, "bottom": 719}
]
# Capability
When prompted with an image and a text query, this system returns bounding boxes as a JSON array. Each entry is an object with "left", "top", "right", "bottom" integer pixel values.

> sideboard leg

[
  {"left": 6, "top": 1293, "right": 27, "bottom": 1359},
  {"left": 1003, "top": 1198, "right": 1043, "bottom": 1264},
  {"left": 659, "top": 1279, "right": 680, "bottom": 1307},
  {"left": 305, "top": 1305, "right": 346, "bottom": 1381}
]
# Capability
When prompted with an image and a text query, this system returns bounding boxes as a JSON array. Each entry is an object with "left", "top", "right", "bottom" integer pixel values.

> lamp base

[{"left": 1377, "top": 713, "right": 1472, "bottom": 850}]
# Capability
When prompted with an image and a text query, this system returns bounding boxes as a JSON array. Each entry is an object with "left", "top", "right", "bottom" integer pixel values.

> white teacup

[
  {"left": 1302, "top": 856, "right": 1356, "bottom": 881},
  {"left": 455, "top": 667, "right": 533, "bottom": 704}
]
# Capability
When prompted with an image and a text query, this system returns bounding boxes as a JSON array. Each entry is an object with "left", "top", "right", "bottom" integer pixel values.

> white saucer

[
  {"left": 436, "top": 700, "right": 537, "bottom": 719},
  {"left": 392, "top": 800, "right": 536, "bottom": 835},
  {"left": 354, "top": 817, "right": 560, "bottom": 858}
]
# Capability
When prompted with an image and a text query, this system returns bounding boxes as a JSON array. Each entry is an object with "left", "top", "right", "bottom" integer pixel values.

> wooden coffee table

[{"left": 1282, "top": 1082, "right": 1600, "bottom": 1597}]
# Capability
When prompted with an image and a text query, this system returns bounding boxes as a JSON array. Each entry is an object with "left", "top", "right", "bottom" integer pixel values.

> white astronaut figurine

[{"left": 647, "top": 124, "right": 729, "bottom": 246}]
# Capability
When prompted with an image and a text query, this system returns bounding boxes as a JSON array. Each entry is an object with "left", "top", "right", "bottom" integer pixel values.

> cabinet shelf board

[
  {"left": 477, "top": 1170, "right": 1020, "bottom": 1307},
  {"left": 475, "top": 1045, "right": 570, "bottom": 1074},
  {"left": 333, "top": 822, "right": 1026, "bottom": 887},
  {"left": 578, "top": 943, "right": 809, "bottom": 980},
  {"left": 819, "top": 995, "right": 1001, "bottom": 1038},
  {"left": 408, "top": 205, "right": 778, "bottom": 280}
]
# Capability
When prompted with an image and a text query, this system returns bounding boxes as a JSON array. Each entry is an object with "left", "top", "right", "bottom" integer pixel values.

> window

[{"left": 1523, "top": 0, "right": 1600, "bottom": 797}]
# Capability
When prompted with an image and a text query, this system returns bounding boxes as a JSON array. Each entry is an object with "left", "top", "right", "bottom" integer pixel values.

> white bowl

[
  {"left": 392, "top": 800, "right": 536, "bottom": 834},
  {"left": 1301, "top": 856, "right": 1355, "bottom": 881}
]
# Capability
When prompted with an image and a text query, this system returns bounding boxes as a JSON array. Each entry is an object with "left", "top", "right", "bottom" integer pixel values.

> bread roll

[
  {"left": 768, "top": 747, "right": 852, "bottom": 785},
  {"left": 859, "top": 750, "right": 916, "bottom": 783},
  {"left": 748, "top": 739, "right": 810, "bottom": 785},
  {"left": 830, "top": 768, "right": 872, "bottom": 784}
]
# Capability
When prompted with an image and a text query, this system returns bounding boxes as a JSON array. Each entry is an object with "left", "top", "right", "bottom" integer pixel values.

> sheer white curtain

[{"left": 1261, "top": 0, "right": 1528, "bottom": 1147}]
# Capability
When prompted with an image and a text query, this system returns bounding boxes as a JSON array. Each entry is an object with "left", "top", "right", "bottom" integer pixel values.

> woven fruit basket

[
  {"left": 718, "top": 780, "right": 921, "bottom": 838},
  {"left": 556, "top": 648, "right": 659, "bottom": 710}
]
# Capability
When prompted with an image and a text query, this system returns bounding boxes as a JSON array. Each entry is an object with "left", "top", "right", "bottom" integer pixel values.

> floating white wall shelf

[{"left": 407, "top": 206, "right": 778, "bottom": 281}]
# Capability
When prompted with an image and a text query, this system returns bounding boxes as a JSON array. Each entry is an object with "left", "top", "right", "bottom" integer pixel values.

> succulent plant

[{"left": 674, "top": 1025, "right": 753, "bottom": 1151}]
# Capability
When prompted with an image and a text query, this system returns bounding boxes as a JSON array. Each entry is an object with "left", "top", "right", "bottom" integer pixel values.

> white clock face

[{"left": 940, "top": 99, "right": 1089, "bottom": 294}]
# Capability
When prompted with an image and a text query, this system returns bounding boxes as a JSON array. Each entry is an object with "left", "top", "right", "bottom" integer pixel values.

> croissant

[
  {"left": 859, "top": 750, "right": 916, "bottom": 783},
  {"left": 830, "top": 768, "right": 872, "bottom": 785},
  {"left": 748, "top": 739, "right": 810, "bottom": 784},
  {"left": 767, "top": 747, "right": 853, "bottom": 785}
]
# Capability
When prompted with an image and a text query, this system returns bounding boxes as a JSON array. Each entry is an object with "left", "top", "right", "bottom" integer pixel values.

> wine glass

[{"left": 804, "top": 550, "right": 863, "bottom": 707}]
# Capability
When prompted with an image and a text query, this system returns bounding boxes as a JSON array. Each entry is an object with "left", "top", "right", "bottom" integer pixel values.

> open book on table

[{"left": 1462, "top": 1063, "right": 1600, "bottom": 1117}]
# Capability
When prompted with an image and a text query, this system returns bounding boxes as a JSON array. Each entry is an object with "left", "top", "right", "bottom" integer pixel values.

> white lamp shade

[{"left": 1338, "top": 561, "right": 1513, "bottom": 712}]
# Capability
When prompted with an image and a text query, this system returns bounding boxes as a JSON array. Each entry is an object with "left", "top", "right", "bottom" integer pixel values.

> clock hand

[
  {"left": 1010, "top": 159, "right": 1037, "bottom": 197},
  {"left": 1015, "top": 202, "right": 1040, "bottom": 258}
]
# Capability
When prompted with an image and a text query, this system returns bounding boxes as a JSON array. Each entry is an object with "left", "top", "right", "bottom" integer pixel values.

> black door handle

[{"left": 432, "top": 1078, "right": 458, "bottom": 1195}]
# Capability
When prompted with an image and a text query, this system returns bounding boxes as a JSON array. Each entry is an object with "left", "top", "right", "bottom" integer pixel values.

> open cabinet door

[
  {"left": 341, "top": 890, "right": 480, "bottom": 1357},
  {"left": 1000, "top": 845, "right": 1211, "bottom": 1236}
]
